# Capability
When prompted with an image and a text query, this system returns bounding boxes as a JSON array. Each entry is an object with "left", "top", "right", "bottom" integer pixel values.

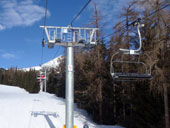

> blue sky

[{"left": 0, "top": 0, "right": 131, "bottom": 69}]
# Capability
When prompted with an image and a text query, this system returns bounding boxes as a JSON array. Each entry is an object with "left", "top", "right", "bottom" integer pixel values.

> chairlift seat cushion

[{"left": 112, "top": 72, "right": 152, "bottom": 79}]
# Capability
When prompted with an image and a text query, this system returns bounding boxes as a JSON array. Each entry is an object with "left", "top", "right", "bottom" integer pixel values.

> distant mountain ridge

[{"left": 22, "top": 56, "right": 63, "bottom": 71}]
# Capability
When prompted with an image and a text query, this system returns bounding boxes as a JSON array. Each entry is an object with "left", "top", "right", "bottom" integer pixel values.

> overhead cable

[
  {"left": 41, "top": 0, "right": 48, "bottom": 66},
  {"left": 100, "top": 3, "right": 170, "bottom": 41},
  {"left": 70, "top": 0, "right": 92, "bottom": 26},
  {"left": 43, "top": 0, "right": 48, "bottom": 38}
]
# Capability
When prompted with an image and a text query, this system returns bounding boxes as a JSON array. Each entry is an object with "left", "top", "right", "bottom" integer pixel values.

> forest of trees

[
  {"left": 0, "top": 68, "right": 39, "bottom": 93},
  {"left": 0, "top": 0, "right": 169, "bottom": 128}
]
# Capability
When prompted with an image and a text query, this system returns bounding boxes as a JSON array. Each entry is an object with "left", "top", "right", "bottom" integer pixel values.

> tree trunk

[
  {"left": 99, "top": 101, "right": 103, "bottom": 124},
  {"left": 122, "top": 87, "right": 126, "bottom": 117},
  {"left": 163, "top": 83, "right": 170, "bottom": 128},
  {"left": 113, "top": 84, "right": 116, "bottom": 122}
]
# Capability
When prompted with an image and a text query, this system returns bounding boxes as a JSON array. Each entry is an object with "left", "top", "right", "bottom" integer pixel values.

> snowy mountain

[
  {"left": 22, "top": 56, "right": 63, "bottom": 71},
  {"left": 0, "top": 84, "right": 125, "bottom": 128}
]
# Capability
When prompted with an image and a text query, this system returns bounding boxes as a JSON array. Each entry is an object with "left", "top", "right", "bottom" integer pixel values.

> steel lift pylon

[{"left": 41, "top": 25, "right": 99, "bottom": 128}]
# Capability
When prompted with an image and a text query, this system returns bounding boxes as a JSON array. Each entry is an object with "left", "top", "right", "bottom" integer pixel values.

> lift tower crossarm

[
  {"left": 40, "top": 26, "right": 98, "bottom": 30},
  {"left": 40, "top": 26, "right": 98, "bottom": 47}
]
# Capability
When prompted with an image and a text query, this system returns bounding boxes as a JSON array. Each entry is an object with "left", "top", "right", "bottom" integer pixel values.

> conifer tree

[{"left": 136, "top": 0, "right": 170, "bottom": 127}]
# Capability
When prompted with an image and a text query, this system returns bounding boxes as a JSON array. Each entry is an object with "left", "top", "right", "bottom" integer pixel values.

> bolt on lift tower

[{"left": 41, "top": 25, "right": 98, "bottom": 128}]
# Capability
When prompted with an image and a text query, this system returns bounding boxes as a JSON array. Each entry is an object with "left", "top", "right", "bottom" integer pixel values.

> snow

[{"left": 0, "top": 84, "right": 124, "bottom": 128}]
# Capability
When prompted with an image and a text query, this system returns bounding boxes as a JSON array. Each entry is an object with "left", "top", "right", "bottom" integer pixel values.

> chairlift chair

[
  {"left": 110, "top": 19, "right": 153, "bottom": 81},
  {"left": 110, "top": 52, "right": 153, "bottom": 81},
  {"left": 42, "top": 38, "right": 45, "bottom": 47}
]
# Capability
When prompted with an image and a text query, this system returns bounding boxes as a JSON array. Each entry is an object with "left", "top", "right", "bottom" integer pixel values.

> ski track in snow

[{"left": 0, "top": 84, "right": 124, "bottom": 128}]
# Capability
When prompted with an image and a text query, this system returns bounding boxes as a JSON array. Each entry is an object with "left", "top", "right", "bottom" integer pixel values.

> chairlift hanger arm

[{"left": 119, "top": 20, "right": 144, "bottom": 54}]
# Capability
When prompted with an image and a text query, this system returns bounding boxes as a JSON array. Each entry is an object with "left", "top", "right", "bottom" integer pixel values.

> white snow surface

[{"left": 0, "top": 84, "right": 124, "bottom": 128}]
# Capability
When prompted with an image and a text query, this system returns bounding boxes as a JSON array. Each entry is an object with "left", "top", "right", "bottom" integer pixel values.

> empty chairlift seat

[{"left": 110, "top": 51, "right": 153, "bottom": 81}]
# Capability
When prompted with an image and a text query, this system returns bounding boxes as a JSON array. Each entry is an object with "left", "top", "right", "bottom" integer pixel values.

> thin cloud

[
  {"left": 1, "top": 53, "right": 17, "bottom": 59},
  {"left": 0, "top": 0, "right": 50, "bottom": 30},
  {"left": 0, "top": 49, "right": 5, "bottom": 52},
  {"left": 0, "top": 24, "right": 5, "bottom": 30},
  {"left": 89, "top": 0, "right": 132, "bottom": 27}
]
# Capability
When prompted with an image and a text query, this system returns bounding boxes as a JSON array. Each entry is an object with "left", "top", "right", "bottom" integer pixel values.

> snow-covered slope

[
  {"left": 0, "top": 84, "right": 124, "bottom": 128},
  {"left": 22, "top": 56, "right": 63, "bottom": 71}
]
